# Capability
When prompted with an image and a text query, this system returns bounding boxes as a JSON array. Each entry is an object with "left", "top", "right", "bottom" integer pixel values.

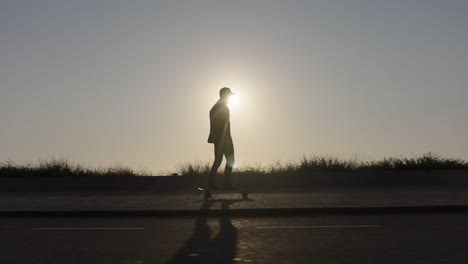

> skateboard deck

[{"left": 197, "top": 187, "right": 249, "bottom": 199}]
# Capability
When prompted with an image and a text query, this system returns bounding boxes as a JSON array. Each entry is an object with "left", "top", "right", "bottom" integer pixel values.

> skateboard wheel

[{"left": 242, "top": 192, "right": 248, "bottom": 199}]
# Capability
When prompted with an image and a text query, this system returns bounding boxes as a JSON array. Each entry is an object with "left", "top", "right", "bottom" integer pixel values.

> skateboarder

[{"left": 207, "top": 87, "right": 236, "bottom": 190}]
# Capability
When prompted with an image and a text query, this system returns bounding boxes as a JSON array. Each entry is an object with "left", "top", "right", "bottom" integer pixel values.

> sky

[{"left": 1, "top": 0, "right": 468, "bottom": 173}]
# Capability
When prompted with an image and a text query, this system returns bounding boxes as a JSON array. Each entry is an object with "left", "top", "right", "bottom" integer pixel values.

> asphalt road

[{"left": 2, "top": 213, "right": 468, "bottom": 264}]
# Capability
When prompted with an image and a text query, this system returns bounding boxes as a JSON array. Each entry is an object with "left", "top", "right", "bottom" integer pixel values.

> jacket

[{"left": 208, "top": 100, "right": 231, "bottom": 144}]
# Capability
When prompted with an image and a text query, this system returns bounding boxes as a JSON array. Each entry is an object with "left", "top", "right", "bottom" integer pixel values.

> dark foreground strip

[{"left": 2, "top": 205, "right": 468, "bottom": 218}]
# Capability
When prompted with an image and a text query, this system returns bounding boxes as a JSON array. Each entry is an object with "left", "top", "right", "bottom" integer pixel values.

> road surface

[{"left": 2, "top": 212, "right": 468, "bottom": 263}]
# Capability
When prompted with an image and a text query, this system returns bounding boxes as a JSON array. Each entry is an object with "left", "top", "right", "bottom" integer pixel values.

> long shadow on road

[{"left": 168, "top": 198, "right": 253, "bottom": 264}]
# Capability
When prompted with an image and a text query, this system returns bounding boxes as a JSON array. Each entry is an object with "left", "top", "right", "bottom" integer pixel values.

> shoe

[
  {"left": 223, "top": 183, "right": 237, "bottom": 190},
  {"left": 208, "top": 184, "right": 220, "bottom": 191}
]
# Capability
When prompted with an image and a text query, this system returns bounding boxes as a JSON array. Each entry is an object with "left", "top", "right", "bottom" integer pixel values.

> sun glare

[{"left": 228, "top": 94, "right": 240, "bottom": 107}]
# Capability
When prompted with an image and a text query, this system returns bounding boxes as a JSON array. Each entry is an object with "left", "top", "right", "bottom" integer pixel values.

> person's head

[{"left": 219, "top": 87, "right": 234, "bottom": 102}]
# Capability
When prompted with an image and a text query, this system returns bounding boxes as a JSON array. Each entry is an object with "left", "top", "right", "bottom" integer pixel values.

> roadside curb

[{"left": 2, "top": 205, "right": 468, "bottom": 217}]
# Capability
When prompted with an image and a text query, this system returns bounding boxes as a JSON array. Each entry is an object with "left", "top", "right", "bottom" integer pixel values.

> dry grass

[
  {"left": 1, "top": 152, "right": 467, "bottom": 178},
  {"left": 178, "top": 152, "right": 468, "bottom": 176},
  {"left": 0, "top": 159, "right": 151, "bottom": 178}
]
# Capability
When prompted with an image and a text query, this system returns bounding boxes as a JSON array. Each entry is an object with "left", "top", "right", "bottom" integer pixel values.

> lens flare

[{"left": 228, "top": 94, "right": 240, "bottom": 106}]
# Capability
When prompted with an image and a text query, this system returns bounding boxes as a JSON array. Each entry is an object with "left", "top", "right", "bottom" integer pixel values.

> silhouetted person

[{"left": 208, "top": 87, "right": 236, "bottom": 190}]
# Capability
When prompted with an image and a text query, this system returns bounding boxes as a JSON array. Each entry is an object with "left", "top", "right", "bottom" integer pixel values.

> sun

[{"left": 228, "top": 94, "right": 240, "bottom": 107}]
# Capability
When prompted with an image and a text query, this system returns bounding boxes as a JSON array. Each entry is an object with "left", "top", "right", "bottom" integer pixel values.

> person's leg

[
  {"left": 223, "top": 140, "right": 235, "bottom": 187},
  {"left": 209, "top": 143, "right": 223, "bottom": 188}
]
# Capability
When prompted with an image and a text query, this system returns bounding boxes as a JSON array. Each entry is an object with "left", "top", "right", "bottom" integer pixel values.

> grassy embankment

[
  {"left": 2, "top": 153, "right": 466, "bottom": 178},
  {"left": 179, "top": 152, "right": 468, "bottom": 177}
]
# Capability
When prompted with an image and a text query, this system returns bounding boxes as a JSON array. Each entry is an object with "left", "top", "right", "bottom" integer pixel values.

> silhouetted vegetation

[
  {"left": 362, "top": 153, "right": 468, "bottom": 170},
  {"left": 0, "top": 159, "right": 150, "bottom": 178},
  {"left": 1, "top": 153, "right": 467, "bottom": 178},
  {"left": 179, "top": 153, "right": 468, "bottom": 176},
  {"left": 177, "top": 162, "right": 211, "bottom": 177}
]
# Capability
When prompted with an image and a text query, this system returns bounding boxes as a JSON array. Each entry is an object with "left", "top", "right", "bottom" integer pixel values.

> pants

[{"left": 209, "top": 139, "right": 235, "bottom": 186}]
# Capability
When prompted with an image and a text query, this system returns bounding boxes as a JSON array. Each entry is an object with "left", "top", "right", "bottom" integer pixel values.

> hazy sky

[{"left": 2, "top": 0, "right": 468, "bottom": 173}]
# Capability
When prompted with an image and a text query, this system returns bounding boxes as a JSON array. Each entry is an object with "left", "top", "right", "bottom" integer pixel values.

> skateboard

[{"left": 197, "top": 187, "right": 249, "bottom": 200}]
